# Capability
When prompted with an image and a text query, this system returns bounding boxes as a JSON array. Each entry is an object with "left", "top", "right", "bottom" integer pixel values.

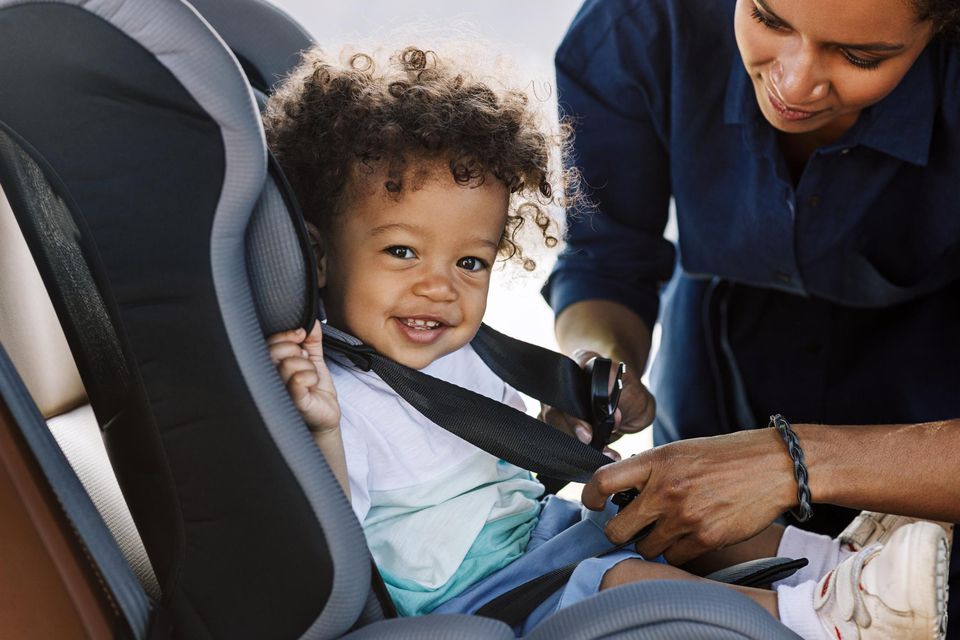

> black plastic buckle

[
  {"left": 584, "top": 358, "right": 638, "bottom": 511},
  {"left": 584, "top": 358, "right": 626, "bottom": 453}
]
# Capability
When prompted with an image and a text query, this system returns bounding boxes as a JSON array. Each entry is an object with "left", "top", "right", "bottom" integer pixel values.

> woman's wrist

[
  {"left": 754, "top": 427, "right": 802, "bottom": 514},
  {"left": 768, "top": 415, "right": 813, "bottom": 521},
  {"left": 789, "top": 423, "right": 836, "bottom": 506},
  {"left": 555, "top": 299, "right": 652, "bottom": 372}
]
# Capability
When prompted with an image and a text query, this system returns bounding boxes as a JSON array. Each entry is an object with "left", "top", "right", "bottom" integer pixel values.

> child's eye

[
  {"left": 457, "top": 256, "right": 488, "bottom": 272},
  {"left": 385, "top": 246, "right": 417, "bottom": 259}
]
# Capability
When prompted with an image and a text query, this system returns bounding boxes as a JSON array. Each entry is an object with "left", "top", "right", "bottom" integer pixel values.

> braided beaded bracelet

[{"left": 769, "top": 414, "right": 814, "bottom": 523}]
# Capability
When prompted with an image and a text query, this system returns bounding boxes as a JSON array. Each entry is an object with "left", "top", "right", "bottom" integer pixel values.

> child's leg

[
  {"left": 682, "top": 521, "right": 860, "bottom": 584},
  {"left": 599, "top": 558, "right": 780, "bottom": 620},
  {"left": 681, "top": 523, "right": 786, "bottom": 576}
]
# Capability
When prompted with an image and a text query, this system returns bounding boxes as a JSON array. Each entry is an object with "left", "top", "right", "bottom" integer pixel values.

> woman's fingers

[
  {"left": 661, "top": 534, "right": 711, "bottom": 566},
  {"left": 616, "top": 368, "right": 655, "bottom": 434},
  {"left": 591, "top": 432, "right": 796, "bottom": 563},
  {"left": 581, "top": 452, "right": 653, "bottom": 513},
  {"left": 539, "top": 403, "right": 594, "bottom": 443}
]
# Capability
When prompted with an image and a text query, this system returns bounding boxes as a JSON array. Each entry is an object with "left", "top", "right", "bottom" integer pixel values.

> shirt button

[
  {"left": 808, "top": 195, "right": 821, "bottom": 208},
  {"left": 840, "top": 148, "right": 851, "bottom": 155},
  {"left": 774, "top": 270, "right": 793, "bottom": 284}
]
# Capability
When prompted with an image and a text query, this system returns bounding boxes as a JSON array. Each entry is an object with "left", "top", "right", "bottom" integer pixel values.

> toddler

[{"left": 262, "top": 45, "right": 950, "bottom": 639}]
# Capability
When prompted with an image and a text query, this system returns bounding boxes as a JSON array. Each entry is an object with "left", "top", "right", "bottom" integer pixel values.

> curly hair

[
  {"left": 263, "top": 46, "right": 575, "bottom": 270},
  {"left": 913, "top": 0, "right": 960, "bottom": 41}
]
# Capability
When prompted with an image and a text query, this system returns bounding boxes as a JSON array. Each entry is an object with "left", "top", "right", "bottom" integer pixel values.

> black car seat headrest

[{"left": 0, "top": 0, "right": 369, "bottom": 637}]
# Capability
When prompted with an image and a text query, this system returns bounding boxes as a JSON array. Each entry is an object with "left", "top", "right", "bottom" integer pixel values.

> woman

[{"left": 543, "top": 0, "right": 960, "bottom": 634}]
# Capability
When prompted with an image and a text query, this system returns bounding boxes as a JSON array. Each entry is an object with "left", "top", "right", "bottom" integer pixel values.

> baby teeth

[{"left": 404, "top": 318, "right": 440, "bottom": 328}]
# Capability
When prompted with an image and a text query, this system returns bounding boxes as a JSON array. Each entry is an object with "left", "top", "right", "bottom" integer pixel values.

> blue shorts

[{"left": 431, "top": 495, "right": 652, "bottom": 635}]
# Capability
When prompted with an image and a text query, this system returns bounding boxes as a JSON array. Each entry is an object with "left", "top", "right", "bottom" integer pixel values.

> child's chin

[{"left": 388, "top": 345, "right": 462, "bottom": 371}]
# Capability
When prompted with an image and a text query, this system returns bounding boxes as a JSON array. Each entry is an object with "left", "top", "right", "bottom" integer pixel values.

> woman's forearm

[
  {"left": 555, "top": 299, "right": 653, "bottom": 372},
  {"left": 795, "top": 420, "right": 960, "bottom": 522}
]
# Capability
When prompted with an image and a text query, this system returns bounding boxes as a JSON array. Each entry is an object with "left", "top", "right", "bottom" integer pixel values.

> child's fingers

[
  {"left": 288, "top": 369, "right": 320, "bottom": 400},
  {"left": 277, "top": 356, "right": 316, "bottom": 384},
  {"left": 266, "top": 327, "right": 306, "bottom": 346},
  {"left": 268, "top": 341, "right": 305, "bottom": 365},
  {"left": 301, "top": 320, "right": 326, "bottom": 361}
]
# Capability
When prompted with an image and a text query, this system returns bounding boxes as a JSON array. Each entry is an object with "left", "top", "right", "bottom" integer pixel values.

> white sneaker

[
  {"left": 814, "top": 521, "right": 949, "bottom": 640},
  {"left": 840, "top": 511, "right": 954, "bottom": 553}
]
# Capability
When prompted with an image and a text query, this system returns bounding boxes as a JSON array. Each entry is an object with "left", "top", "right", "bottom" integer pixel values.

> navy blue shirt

[{"left": 544, "top": 0, "right": 960, "bottom": 623}]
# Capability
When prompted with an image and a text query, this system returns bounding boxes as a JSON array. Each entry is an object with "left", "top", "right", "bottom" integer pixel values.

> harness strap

[{"left": 322, "top": 324, "right": 614, "bottom": 484}]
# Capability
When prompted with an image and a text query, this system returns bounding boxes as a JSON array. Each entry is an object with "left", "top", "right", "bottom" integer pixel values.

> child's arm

[{"left": 267, "top": 321, "right": 350, "bottom": 498}]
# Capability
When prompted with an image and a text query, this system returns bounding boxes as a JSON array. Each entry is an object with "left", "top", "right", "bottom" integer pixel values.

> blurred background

[{"left": 267, "top": 1, "right": 656, "bottom": 477}]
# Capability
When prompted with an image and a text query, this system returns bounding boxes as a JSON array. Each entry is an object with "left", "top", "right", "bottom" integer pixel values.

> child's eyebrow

[
  {"left": 368, "top": 222, "right": 419, "bottom": 237},
  {"left": 368, "top": 223, "right": 499, "bottom": 250},
  {"left": 470, "top": 238, "right": 501, "bottom": 251}
]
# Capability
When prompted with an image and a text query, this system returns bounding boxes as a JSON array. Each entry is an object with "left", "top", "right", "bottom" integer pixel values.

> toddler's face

[{"left": 319, "top": 171, "right": 509, "bottom": 370}]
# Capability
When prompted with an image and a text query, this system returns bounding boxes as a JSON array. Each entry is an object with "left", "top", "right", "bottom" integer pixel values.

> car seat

[{"left": 0, "top": 0, "right": 799, "bottom": 637}]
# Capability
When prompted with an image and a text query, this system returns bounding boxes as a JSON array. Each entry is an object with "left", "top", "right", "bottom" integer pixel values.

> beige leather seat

[{"left": 0, "top": 185, "right": 160, "bottom": 599}]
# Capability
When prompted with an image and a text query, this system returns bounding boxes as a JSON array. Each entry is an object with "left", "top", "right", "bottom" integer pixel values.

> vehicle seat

[{"left": 0, "top": 184, "right": 161, "bottom": 599}]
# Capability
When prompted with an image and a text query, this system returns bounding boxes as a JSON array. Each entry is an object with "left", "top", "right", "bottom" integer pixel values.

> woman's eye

[
  {"left": 385, "top": 246, "right": 416, "bottom": 259},
  {"left": 750, "top": 7, "right": 787, "bottom": 31},
  {"left": 840, "top": 49, "right": 883, "bottom": 70},
  {"left": 457, "top": 256, "right": 488, "bottom": 272}
]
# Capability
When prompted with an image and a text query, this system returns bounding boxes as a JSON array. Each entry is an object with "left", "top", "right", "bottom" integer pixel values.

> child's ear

[{"left": 305, "top": 222, "right": 328, "bottom": 288}]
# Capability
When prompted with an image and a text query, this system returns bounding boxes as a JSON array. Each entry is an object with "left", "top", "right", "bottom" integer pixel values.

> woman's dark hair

[
  {"left": 914, "top": 0, "right": 960, "bottom": 40},
  {"left": 264, "top": 46, "right": 576, "bottom": 269}
]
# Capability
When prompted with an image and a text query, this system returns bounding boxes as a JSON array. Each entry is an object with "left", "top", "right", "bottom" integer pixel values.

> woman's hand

[
  {"left": 539, "top": 349, "right": 655, "bottom": 456},
  {"left": 267, "top": 321, "right": 340, "bottom": 433},
  {"left": 581, "top": 429, "right": 796, "bottom": 565}
]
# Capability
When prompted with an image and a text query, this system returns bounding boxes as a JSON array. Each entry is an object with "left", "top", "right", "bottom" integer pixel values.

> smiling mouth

[
  {"left": 394, "top": 316, "right": 450, "bottom": 345},
  {"left": 766, "top": 90, "right": 824, "bottom": 121}
]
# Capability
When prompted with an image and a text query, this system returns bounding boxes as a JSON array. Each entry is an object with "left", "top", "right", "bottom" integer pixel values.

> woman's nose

[
  {"left": 770, "top": 48, "right": 829, "bottom": 105},
  {"left": 412, "top": 269, "right": 458, "bottom": 302}
]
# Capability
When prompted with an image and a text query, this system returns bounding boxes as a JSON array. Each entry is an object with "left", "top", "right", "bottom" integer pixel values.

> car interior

[{"left": 0, "top": 0, "right": 801, "bottom": 637}]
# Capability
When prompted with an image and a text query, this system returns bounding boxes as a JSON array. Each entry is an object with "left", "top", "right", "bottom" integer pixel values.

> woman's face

[{"left": 734, "top": 0, "right": 934, "bottom": 138}]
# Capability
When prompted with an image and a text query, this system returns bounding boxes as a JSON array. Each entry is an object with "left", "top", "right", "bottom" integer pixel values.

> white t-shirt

[{"left": 328, "top": 344, "right": 544, "bottom": 615}]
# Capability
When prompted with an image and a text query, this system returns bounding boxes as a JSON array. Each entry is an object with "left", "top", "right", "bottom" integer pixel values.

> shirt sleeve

[{"left": 542, "top": 0, "right": 677, "bottom": 330}]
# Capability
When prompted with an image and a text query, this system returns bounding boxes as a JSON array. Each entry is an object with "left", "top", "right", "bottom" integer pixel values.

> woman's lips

[{"left": 767, "top": 90, "right": 824, "bottom": 121}]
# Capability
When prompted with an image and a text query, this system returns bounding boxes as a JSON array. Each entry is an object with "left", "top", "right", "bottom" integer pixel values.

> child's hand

[{"left": 267, "top": 321, "right": 340, "bottom": 434}]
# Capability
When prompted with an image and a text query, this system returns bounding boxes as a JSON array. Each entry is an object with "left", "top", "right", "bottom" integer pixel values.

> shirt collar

[
  {"left": 724, "top": 44, "right": 939, "bottom": 166},
  {"left": 856, "top": 44, "right": 938, "bottom": 166}
]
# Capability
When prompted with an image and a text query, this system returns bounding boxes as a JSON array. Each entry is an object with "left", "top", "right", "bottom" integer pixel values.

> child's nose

[{"left": 411, "top": 270, "right": 458, "bottom": 302}]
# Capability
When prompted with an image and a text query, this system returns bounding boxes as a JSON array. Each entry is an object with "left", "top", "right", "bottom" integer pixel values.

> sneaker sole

[
  {"left": 934, "top": 534, "right": 949, "bottom": 640},
  {"left": 901, "top": 522, "right": 950, "bottom": 640}
]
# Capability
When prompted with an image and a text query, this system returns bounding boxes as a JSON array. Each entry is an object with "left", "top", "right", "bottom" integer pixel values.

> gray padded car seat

[{"left": 0, "top": 0, "right": 798, "bottom": 637}]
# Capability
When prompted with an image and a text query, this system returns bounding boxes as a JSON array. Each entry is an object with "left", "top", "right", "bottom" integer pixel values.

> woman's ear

[{"left": 305, "top": 222, "right": 328, "bottom": 288}]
